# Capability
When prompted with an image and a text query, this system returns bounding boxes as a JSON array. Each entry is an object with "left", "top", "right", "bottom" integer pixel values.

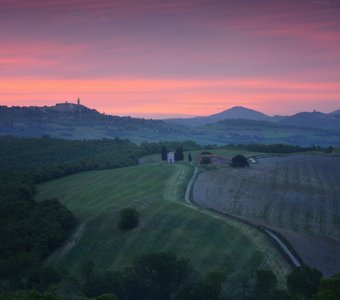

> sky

[{"left": 0, "top": 0, "right": 340, "bottom": 118}]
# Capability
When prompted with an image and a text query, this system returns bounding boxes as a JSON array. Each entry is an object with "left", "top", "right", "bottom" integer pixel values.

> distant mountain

[
  {"left": 207, "top": 106, "right": 270, "bottom": 121},
  {"left": 165, "top": 106, "right": 271, "bottom": 127},
  {"left": 331, "top": 109, "right": 340, "bottom": 115},
  {"left": 279, "top": 111, "right": 340, "bottom": 130},
  {"left": 1, "top": 103, "right": 340, "bottom": 146}
]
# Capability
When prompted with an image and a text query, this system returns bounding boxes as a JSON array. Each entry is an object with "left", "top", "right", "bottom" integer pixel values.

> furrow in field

[
  {"left": 162, "top": 211, "right": 194, "bottom": 251},
  {"left": 36, "top": 162, "right": 293, "bottom": 283},
  {"left": 136, "top": 204, "right": 183, "bottom": 255},
  {"left": 193, "top": 224, "right": 228, "bottom": 269},
  {"left": 109, "top": 208, "right": 174, "bottom": 270}
]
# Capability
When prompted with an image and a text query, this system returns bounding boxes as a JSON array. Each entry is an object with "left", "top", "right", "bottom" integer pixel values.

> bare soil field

[{"left": 193, "top": 155, "right": 340, "bottom": 277}]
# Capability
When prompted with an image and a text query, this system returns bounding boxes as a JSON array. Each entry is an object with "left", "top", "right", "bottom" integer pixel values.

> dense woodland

[{"left": 0, "top": 136, "right": 338, "bottom": 299}]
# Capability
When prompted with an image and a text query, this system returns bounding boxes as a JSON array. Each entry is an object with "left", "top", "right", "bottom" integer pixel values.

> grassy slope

[{"left": 36, "top": 163, "right": 290, "bottom": 284}]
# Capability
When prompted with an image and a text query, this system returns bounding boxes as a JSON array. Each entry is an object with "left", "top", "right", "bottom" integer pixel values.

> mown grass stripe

[{"left": 36, "top": 163, "right": 290, "bottom": 282}]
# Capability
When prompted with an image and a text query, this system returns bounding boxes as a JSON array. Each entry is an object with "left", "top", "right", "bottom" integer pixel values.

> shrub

[
  {"left": 230, "top": 155, "right": 249, "bottom": 168},
  {"left": 287, "top": 265, "right": 322, "bottom": 299},
  {"left": 118, "top": 208, "right": 140, "bottom": 230}
]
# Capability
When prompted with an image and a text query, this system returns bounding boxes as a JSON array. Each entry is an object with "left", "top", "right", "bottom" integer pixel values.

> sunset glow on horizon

[{"left": 1, "top": 0, "right": 340, "bottom": 118}]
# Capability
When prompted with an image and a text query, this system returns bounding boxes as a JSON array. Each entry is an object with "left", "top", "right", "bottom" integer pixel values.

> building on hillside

[
  {"left": 167, "top": 152, "right": 175, "bottom": 163},
  {"left": 55, "top": 98, "right": 81, "bottom": 111},
  {"left": 198, "top": 154, "right": 231, "bottom": 165}
]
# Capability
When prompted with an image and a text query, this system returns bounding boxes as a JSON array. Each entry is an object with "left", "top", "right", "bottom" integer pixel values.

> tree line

[
  {"left": 2, "top": 254, "right": 339, "bottom": 299},
  {"left": 222, "top": 143, "right": 334, "bottom": 154}
]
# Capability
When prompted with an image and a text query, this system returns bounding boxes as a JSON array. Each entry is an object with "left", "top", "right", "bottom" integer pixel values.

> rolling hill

[
  {"left": 279, "top": 111, "right": 340, "bottom": 130},
  {"left": 35, "top": 163, "right": 290, "bottom": 292},
  {"left": 0, "top": 103, "right": 176, "bottom": 141},
  {"left": 2, "top": 103, "right": 340, "bottom": 146},
  {"left": 331, "top": 109, "right": 340, "bottom": 115},
  {"left": 164, "top": 106, "right": 271, "bottom": 127}
]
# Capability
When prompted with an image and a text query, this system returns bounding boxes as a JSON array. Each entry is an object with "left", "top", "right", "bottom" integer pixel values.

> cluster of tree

[
  {"left": 0, "top": 177, "right": 77, "bottom": 289},
  {"left": 254, "top": 265, "right": 340, "bottom": 300},
  {"left": 0, "top": 137, "right": 201, "bottom": 182},
  {"left": 80, "top": 252, "right": 226, "bottom": 300},
  {"left": 323, "top": 145, "right": 334, "bottom": 153},
  {"left": 152, "top": 141, "right": 199, "bottom": 162},
  {"left": 230, "top": 154, "right": 249, "bottom": 168},
  {"left": 1, "top": 254, "right": 339, "bottom": 300},
  {"left": 245, "top": 143, "right": 312, "bottom": 153},
  {"left": 314, "top": 273, "right": 340, "bottom": 300},
  {"left": 174, "top": 146, "right": 184, "bottom": 161},
  {"left": 0, "top": 136, "right": 144, "bottom": 181},
  {"left": 223, "top": 143, "right": 334, "bottom": 154}
]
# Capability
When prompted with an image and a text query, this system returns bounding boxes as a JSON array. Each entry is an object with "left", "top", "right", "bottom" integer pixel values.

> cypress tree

[
  {"left": 174, "top": 148, "right": 180, "bottom": 161},
  {"left": 161, "top": 146, "right": 168, "bottom": 161},
  {"left": 179, "top": 146, "right": 184, "bottom": 161}
]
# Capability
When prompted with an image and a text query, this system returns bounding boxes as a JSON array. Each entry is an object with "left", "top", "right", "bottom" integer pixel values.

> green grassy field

[{"left": 36, "top": 163, "right": 290, "bottom": 285}]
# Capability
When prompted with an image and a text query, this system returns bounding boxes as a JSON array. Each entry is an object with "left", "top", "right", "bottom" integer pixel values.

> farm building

[
  {"left": 167, "top": 152, "right": 175, "bottom": 163},
  {"left": 199, "top": 154, "right": 230, "bottom": 165}
]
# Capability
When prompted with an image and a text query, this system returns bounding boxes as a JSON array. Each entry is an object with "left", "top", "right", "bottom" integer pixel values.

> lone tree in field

[
  {"left": 161, "top": 146, "right": 168, "bottom": 161},
  {"left": 230, "top": 155, "right": 249, "bottom": 168},
  {"left": 118, "top": 208, "right": 140, "bottom": 230}
]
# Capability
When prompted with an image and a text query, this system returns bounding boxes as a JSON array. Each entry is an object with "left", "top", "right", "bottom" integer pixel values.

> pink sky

[{"left": 0, "top": 0, "right": 339, "bottom": 118}]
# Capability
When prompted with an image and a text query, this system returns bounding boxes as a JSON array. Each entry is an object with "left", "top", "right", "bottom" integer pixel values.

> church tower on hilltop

[{"left": 77, "top": 97, "right": 80, "bottom": 105}]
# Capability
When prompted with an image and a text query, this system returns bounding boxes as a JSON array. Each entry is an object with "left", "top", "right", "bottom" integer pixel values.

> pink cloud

[{"left": 1, "top": 77, "right": 339, "bottom": 116}]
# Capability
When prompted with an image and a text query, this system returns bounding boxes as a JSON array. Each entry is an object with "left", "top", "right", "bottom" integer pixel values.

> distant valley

[{"left": 1, "top": 102, "right": 340, "bottom": 146}]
